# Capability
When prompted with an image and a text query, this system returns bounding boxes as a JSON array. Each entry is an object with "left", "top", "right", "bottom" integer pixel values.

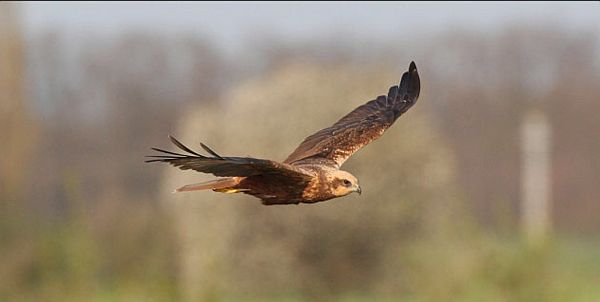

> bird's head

[{"left": 330, "top": 170, "right": 361, "bottom": 197}]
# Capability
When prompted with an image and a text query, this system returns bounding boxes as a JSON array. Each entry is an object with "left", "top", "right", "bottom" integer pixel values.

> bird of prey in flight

[{"left": 147, "top": 62, "right": 420, "bottom": 205}]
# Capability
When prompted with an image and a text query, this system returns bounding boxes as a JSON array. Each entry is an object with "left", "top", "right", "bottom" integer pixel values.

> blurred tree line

[{"left": 2, "top": 2, "right": 600, "bottom": 301}]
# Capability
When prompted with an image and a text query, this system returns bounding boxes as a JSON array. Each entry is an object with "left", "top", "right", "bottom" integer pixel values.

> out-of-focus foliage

[{"left": 2, "top": 2, "right": 600, "bottom": 300}]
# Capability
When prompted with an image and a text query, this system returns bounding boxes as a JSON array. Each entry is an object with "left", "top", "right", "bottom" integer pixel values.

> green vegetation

[{"left": 3, "top": 204, "right": 600, "bottom": 302}]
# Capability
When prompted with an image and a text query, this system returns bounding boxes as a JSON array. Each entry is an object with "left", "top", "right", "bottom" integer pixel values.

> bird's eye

[{"left": 343, "top": 179, "right": 352, "bottom": 187}]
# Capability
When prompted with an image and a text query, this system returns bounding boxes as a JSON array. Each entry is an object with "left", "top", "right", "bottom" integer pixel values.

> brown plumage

[{"left": 146, "top": 61, "right": 420, "bottom": 205}]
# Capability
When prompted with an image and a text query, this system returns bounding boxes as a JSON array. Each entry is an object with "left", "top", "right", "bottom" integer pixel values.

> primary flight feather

[{"left": 146, "top": 61, "right": 420, "bottom": 205}]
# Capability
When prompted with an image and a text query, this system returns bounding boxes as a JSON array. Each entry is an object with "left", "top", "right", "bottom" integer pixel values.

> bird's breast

[{"left": 301, "top": 169, "right": 336, "bottom": 202}]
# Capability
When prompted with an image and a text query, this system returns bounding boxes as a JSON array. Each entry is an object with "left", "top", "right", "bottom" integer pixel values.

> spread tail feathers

[{"left": 174, "top": 177, "right": 241, "bottom": 193}]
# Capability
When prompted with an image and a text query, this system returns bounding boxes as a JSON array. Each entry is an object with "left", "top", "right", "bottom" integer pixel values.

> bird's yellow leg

[{"left": 213, "top": 188, "right": 249, "bottom": 193}]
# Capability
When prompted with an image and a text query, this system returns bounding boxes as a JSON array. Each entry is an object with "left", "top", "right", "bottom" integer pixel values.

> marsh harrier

[{"left": 147, "top": 62, "right": 420, "bottom": 205}]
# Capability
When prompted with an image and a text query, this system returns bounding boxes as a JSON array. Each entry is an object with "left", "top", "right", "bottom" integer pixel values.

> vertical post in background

[
  {"left": 520, "top": 109, "right": 552, "bottom": 245},
  {"left": 0, "top": 2, "right": 37, "bottom": 199}
]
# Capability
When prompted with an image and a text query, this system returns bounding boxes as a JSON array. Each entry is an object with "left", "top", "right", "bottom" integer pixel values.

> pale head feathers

[{"left": 327, "top": 170, "right": 361, "bottom": 197}]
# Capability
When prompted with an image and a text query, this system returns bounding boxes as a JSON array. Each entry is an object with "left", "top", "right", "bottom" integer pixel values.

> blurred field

[{"left": 2, "top": 3, "right": 600, "bottom": 302}]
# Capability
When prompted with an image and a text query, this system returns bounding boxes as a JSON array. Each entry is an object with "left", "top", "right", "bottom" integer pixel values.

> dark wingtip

[
  {"left": 401, "top": 61, "right": 420, "bottom": 101},
  {"left": 409, "top": 61, "right": 417, "bottom": 72},
  {"left": 200, "top": 143, "right": 224, "bottom": 159},
  {"left": 389, "top": 60, "right": 420, "bottom": 118},
  {"left": 169, "top": 135, "right": 203, "bottom": 157},
  {"left": 150, "top": 147, "right": 186, "bottom": 157}
]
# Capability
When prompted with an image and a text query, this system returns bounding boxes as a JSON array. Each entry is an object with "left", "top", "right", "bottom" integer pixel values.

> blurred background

[{"left": 2, "top": 2, "right": 600, "bottom": 301}]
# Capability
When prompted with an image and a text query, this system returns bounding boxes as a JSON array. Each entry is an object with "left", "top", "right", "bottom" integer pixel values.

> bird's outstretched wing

[
  {"left": 284, "top": 61, "right": 420, "bottom": 168},
  {"left": 147, "top": 136, "right": 313, "bottom": 181}
]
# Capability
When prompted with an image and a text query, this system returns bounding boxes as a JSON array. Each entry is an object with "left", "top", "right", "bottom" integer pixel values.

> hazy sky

[{"left": 21, "top": 2, "right": 600, "bottom": 55}]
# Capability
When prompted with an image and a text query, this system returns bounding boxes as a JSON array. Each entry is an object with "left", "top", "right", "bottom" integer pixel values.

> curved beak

[{"left": 354, "top": 185, "right": 362, "bottom": 195}]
